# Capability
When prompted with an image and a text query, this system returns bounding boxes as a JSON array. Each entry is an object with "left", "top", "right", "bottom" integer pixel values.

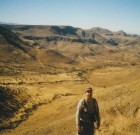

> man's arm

[
  {"left": 76, "top": 100, "right": 82, "bottom": 132},
  {"left": 95, "top": 99, "right": 100, "bottom": 129}
]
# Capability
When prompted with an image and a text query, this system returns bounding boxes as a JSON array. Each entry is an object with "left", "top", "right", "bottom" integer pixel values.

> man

[{"left": 76, "top": 87, "right": 100, "bottom": 135}]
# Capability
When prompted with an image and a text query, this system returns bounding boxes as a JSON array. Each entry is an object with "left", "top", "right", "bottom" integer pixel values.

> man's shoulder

[
  {"left": 79, "top": 98, "right": 97, "bottom": 103},
  {"left": 78, "top": 98, "right": 98, "bottom": 105},
  {"left": 92, "top": 98, "right": 98, "bottom": 103},
  {"left": 78, "top": 98, "right": 85, "bottom": 104},
  {"left": 77, "top": 98, "right": 85, "bottom": 106},
  {"left": 92, "top": 98, "right": 97, "bottom": 102}
]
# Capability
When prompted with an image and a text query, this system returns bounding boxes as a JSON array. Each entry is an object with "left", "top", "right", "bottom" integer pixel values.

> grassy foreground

[{"left": 0, "top": 65, "right": 140, "bottom": 135}]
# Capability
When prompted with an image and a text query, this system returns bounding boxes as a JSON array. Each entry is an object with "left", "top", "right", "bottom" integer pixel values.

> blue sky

[{"left": 0, "top": 0, "right": 140, "bottom": 34}]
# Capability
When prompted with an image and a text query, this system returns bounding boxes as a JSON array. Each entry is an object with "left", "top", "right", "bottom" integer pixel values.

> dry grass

[{"left": 0, "top": 64, "right": 140, "bottom": 135}]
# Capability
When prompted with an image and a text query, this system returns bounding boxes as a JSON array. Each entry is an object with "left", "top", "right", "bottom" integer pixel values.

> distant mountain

[
  {"left": 0, "top": 21, "right": 18, "bottom": 25},
  {"left": 0, "top": 21, "right": 6, "bottom": 24},
  {"left": 114, "top": 30, "right": 127, "bottom": 36},
  {"left": 89, "top": 27, "right": 113, "bottom": 36},
  {"left": 1, "top": 24, "right": 139, "bottom": 46},
  {"left": 0, "top": 24, "right": 140, "bottom": 73}
]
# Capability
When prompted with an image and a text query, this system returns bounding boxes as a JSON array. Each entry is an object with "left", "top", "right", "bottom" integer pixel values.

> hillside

[
  {"left": 0, "top": 24, "right": 140, "bottom": 135},
  {"left": 0, "top": 86, "right": 30, "bottom": 130}
]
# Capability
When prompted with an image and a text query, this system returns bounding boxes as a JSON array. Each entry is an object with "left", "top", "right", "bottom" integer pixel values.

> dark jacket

[{"left": 76, "top": 98, "right": 100, "bottom": 127}]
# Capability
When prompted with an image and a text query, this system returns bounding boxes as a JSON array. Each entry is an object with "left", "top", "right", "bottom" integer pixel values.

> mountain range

[{"left": 0, "top": 24, "right": 140, "bottom": 74}]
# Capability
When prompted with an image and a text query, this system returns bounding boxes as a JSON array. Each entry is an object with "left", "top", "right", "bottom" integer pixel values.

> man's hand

[
  {"left": 77, "top": 126, "right": 82, "bottom": 134},
  {"left": 77, "top": 126, "right": 83, "bottom": 135},
  {"left": 96, "top": 122, "right": 100, "bottom": 129},
  {"left": 93, "top": 121, "right": 100, "bottom": 129}
]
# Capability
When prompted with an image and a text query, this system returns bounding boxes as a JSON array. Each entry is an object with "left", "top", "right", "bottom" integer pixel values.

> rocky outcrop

[{"left": 24, "top": 35, "right": 97, "bottom": 44}]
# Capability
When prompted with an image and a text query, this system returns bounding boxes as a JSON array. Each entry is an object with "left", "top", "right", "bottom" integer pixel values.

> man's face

[{"left": 85, "top": 91, "right": 92, "bottom": 99}]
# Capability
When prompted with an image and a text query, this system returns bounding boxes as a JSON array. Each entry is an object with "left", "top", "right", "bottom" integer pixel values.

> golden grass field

[{"left": 0, "top": 65, "right": 140, "bottom": 135}]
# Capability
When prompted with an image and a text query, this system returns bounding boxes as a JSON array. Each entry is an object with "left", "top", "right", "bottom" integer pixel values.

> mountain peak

[
  {"left": 90, "top": 27, "right": 113, "bottom": 35},
  {"left": 115, "top": 30, "right": 127, "bottom": 36}
]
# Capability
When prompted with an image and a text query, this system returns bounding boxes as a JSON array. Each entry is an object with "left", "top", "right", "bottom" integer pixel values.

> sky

[{"left": 0, "top": 0, "right": 140, "bottom": 34}]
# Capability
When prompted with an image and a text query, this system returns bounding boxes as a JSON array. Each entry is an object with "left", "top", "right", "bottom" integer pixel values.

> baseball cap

[{"left": 85, "top": 87, "right": 93, "bottom": 92}]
